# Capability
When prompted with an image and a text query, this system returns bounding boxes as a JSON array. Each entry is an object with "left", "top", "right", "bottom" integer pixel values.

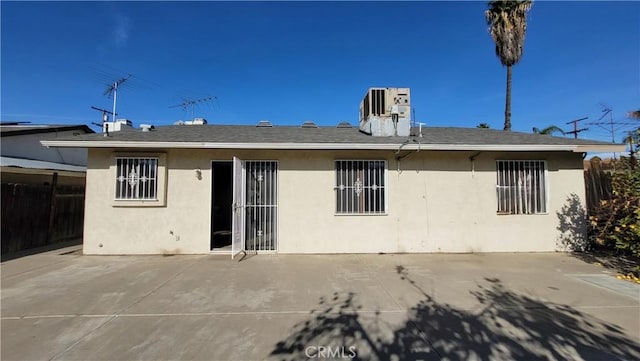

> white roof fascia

[
  {"left": 41, "top": 140, "right": 623, "bottom": 152},
  {"left": 573, "top": 144, "right": 626, "bottom": 153}
]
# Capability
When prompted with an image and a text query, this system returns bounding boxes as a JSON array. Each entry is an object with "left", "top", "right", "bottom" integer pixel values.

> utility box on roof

[
  {"left": 359, "top": 87, "right": 411, "bottom": 137},
  {"left": 103, "top": 119, "right": 133, "bottom": 133}
]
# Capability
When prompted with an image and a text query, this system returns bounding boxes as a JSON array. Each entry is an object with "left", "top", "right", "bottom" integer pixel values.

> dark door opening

[{"left": 211, "top": 161, "right": 233, "bottom": 250}]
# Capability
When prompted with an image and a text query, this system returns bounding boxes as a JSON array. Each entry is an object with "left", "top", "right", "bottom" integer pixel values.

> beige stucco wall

[{"left": 83, "top": 148, "right": 586, "bottom": 255}]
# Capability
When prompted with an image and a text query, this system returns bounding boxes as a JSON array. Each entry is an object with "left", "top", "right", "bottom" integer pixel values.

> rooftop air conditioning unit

[{"left": 359, "top": 87, "right": 411, "bottom": 137}]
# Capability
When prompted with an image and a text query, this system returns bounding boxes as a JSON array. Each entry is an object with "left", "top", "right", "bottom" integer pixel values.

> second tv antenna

[{"left": 170, "top": 96, "right": 217, "bottom": 119}]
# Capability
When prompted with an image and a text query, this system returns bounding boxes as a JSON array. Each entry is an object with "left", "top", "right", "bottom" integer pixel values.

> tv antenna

[
  {"left": 586, "top": 103, "right": 619, "bottom": 143},
  {"left": 584, "top": 103, "right": 639, "bottom": 160},
  {"left": 169, "top": 96, "right": 217, "bottom": 119},
  {"left": 103, "top": 74, "right": 131, "bottom": 123}
]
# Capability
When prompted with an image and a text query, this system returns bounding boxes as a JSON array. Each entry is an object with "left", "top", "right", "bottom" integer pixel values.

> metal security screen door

[
  {"left": 244, "top": 161, "right": 278, "bottom": 252},
  {"left": 231, "top": 157, "right": 244, "bottom": 259}
]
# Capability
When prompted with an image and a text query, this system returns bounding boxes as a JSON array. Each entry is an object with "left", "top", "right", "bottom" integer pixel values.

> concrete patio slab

[{"left": 2, "top": 249, "right": 639, "bottom": 360}]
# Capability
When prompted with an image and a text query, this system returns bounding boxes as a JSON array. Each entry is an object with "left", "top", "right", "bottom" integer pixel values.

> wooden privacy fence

[
  {"left": 1, "top": 182, "right": 85, "bottom": 254},
  {"left": 584, "top": 166, "right": 613, "bottom": 214}
]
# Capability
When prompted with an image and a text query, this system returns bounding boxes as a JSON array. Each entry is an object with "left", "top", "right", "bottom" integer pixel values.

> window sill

[
  {"left": 334, "top": 213, "right": 389, "bottom": 217},
  {"left": 112, "top": 199, "right": 165, "bottom": 207},
  {"left": 496, "top": 212, "right": 549, "bottom": 216}
]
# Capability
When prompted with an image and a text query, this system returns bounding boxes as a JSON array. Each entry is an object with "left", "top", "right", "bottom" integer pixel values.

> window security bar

[
  {"left": 335, "top": 160, "right": 386, "bottom": 214},
  {"left": 115, "top": 157, "right": 158, "bottom": 200},
  {"left": 496, "top": 160, "right": 546, "bottom": 215}
]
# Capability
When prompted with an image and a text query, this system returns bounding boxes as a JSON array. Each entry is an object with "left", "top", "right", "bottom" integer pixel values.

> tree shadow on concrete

[
  {"left": 556, "top": 193, "right": 590, "bottom": 252},
  {"left": 269, "top": 266, "right": 640, "bottom": 360}
]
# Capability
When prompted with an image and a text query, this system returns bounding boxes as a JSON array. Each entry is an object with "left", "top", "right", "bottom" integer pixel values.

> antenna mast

[{"left": 104, "top": 75, "right": 131, "bottom": 122}]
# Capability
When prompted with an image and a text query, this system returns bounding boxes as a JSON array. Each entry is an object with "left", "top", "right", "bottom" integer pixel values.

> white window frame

[
  {"left": 112, "top": 153, "right": 167, "bottom": 207},
  {"left": 496, "top": 160, "right": 548, "bottom": 215},
  {"left": 334, "top": 160, "right": 388, "bottom": 215}
]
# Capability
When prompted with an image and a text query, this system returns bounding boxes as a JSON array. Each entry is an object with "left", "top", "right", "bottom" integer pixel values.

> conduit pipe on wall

[
  {"left": 395, "top": 139, "right": 422, "bottom": 172},
  {"left": 469, "top": 152, "right": 483, "bottom": 177}
]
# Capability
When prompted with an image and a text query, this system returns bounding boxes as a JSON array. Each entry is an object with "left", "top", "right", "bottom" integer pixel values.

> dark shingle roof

[
  {"left": 49, "top": 124, "right": 617, "bottom": 147},
  {"left": 0, "top": 124, "right": 94, "bottom": 137}
]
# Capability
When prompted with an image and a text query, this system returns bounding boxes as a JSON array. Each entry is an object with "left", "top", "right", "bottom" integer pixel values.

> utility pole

[{"left": 565, "top": 116, "right": 589, "bottom": 139}]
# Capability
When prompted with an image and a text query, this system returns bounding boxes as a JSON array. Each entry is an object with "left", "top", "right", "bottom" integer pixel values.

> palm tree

[
  {"left": 485, "top": 0, "right": 533, "bottom": 131},
  {"left": 532, "top": 125, "right": 565, "bottom": 135}
]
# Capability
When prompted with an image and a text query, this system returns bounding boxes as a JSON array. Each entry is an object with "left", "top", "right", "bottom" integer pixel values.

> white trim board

[{"left": 40, "top": 140, "right": 626, "bottom": 153}]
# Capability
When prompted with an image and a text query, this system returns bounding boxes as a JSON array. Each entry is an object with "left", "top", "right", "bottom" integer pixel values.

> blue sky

[{"left": 2, "top": 1, "right": 638, "bottom": 144}]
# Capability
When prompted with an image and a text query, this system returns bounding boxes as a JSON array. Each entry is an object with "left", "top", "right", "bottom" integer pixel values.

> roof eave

[
  {"left": 42, "top": 140, "right": 624, "bottom": 152},
  {"left": 1, "top": 125, "right": 94, "bottom": 137},
  {"left": 573, "top": 144, "right": 627, "bottom": 153}
]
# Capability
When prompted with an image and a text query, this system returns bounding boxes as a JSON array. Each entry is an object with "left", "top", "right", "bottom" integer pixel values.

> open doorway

[{"left": 211, "top": 161, "right": 233, "bottom": 251}]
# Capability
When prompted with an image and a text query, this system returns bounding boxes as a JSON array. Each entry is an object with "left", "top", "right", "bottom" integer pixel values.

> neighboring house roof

[
  {"left": 0, "top": 124, "right": 94, "bottom": 137},
  {"left": 0, "top": 156, "right": 86, "bottom": 173},
  {"left": 41, "top": 125, "right": 625, "bottom": 152},
  {"left": 1, "top": 123, "right": 92, "bottom": 168}
]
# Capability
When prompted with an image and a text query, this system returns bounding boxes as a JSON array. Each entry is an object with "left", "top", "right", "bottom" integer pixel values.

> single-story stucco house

[{"left": 42, "top": 88, "right": 624, "bottom": 257}]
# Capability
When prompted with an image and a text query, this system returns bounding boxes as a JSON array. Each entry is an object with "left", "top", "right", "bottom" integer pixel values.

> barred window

[
  {"left": 115, "top": 157, "right": 158, "bottom": 200},
  {"left": 335, "top": 160, "right": 386, "bottom": 214},
  {"left": 496, "top": 160, "right": 547, "bottom": 215}
]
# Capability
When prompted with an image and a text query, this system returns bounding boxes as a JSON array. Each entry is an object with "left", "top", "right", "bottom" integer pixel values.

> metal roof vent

[
  {"left": 257, "top": 120, "right": 273, "bottom": 127},
  {"left": 139, "top": 124, "right": 155, "bottom": 132},
  {"left": 337, "top": 121, "right": 353, "bottom": 128},
  {"left": 301, "top": 120, "right": 318, "bottom": 128},
  {"left": 184, "top": 118, "right": 207, "bottom": 125}
]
